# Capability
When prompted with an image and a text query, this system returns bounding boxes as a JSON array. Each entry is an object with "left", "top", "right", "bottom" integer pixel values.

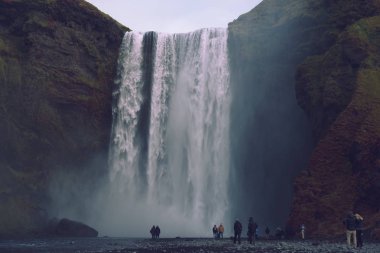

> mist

[
  {"left": 227, "top": 0, "right": 313, "bottom": 232},
  {"left": 48, "top": 2, "right": 315, "bottom": 238}
]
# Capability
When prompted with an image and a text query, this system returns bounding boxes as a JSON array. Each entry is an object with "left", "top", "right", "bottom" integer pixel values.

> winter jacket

[
  {"left": 248, "top": 221, "right": 257, "bottom": 235},
  {"left": 344, "top": 215, "right": 357, "bottom": 231},
  {"left": 234, "top": 221, "right": 242, "bottom": 233}
]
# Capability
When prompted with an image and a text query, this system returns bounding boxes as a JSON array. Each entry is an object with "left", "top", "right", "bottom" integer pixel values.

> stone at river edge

[
  {"left": 54, "top": 218, "right": 98, "bottom": 237},
  {"left": 288, "top": 1, "right": 380, "bottom": 237},
  {"left": 0, "top": 0, "right": 128, "bottom": 237}
]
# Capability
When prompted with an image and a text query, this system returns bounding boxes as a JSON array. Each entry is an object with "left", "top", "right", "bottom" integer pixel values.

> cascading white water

[{"left": 107, "top": 28, "right": 231, "bottom": 237}]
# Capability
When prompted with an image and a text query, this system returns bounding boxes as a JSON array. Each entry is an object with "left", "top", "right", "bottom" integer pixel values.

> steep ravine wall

[
  {"left": 229, "top": 0, "right": 380, "bottom": 237},
  {"left": 0, "top": 0, "right": 128, "bottom": 237},
  {"left": 289, "top": 1, "right": 380, "bottom": 237}
]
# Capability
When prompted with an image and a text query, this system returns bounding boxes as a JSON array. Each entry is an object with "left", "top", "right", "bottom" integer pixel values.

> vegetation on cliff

[
  {"left": 229, "top": 0, "right": 380, "bottom": 237},
  {"left": 289, "top": 5, "right": 380, "bottom": 237},
  {"left": 0, "top": 0, "right": 128, "bottom": 237}
]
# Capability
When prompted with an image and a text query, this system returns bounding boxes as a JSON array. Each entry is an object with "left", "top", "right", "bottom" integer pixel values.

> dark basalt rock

[
  {"left": 0, "top": 0, "right": 129, "bottom": 237},
  {"left": 55, "top": 218, "right": 98, "bottom": 237}
]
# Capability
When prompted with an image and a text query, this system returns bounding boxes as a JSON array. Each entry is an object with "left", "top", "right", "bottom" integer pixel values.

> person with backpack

[
  {"left": 247, "top": 217, "right": 257, "bottom": 244},
  {"left": 218, "top": 224, "right": 225, "bottom": 238},
  {"left": 233, "top": 219, "right": 242, "bottom": 244},
  {"left": 355, "top": 213, "right": 364, "bottom": 248},
  {"left": 343, "top": 211, "right": 357, "bottom": 248}
]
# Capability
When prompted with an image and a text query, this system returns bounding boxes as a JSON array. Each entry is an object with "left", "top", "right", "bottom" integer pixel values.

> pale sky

[{"left": 85, "top": 0, "right": 263, "bottom": 33}]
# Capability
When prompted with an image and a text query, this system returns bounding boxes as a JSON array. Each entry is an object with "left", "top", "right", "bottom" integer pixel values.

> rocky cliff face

[
  {"left": 288, "top": 1, "right": 380, "bottom": 237},
  {"left": 229, "top": 0, "right": 380, "bottom": 237},
  {"left": 0, "top": 0, "right": 128, "bottom": 237}
]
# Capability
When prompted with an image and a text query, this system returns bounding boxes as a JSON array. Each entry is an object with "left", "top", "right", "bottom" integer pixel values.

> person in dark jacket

[
  {"left": 150, "top": 225, "right": 156, "bottom": 239},
  {"left": 247, "top": 217, "right": 257, "bottom": 244},
  {"left": 212, "top": 225, "right": 218, "bottom": 238},
  {"left": 355, "top": 213, "right": 364, "bottom": 248},
  {"left": 343, "top": 211, "right": 357, "bottom": 248},
  {"left": 233, "top": 219, "right": 243, "bottom": 244},
  {"left": 265, "top": 227, "right": 270, "bottom": 239},
  {"left": 155, "top": 226, "right": 161, "bottom": 239}
]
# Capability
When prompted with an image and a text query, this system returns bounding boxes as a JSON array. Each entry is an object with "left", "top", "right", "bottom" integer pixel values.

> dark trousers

[
  {"left": 357, "top": 230, "right": 363, "bottom": 247},
  {"left": 234, "top": 232, "right": 241, "bottom": 244},
  {"left": 248, "top": 233, "right": 255, "bottom": 244}
]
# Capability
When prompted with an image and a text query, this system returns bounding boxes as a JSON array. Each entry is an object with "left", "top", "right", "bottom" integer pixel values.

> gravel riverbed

[{"left": 0, "top": 238, "right": 379, "bottom": 253}]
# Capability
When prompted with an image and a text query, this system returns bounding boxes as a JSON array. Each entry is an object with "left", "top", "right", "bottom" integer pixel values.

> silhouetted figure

[
  {"left": 218, "top": 224, "right": 224, "bottom": 238},
  {"left": 150, "top": 225, "right": 156, "bottom": 239},
  {"left": 155, "top": 226, "right": 161, "bottom": 239},
  {"left": 247, "top": 217, "right": 257, "bottom": 244},
  {"left": 212, "top": 225, "right": 218, "bottom": 238},
  {"left": 343, "top": 211, "right": 357, "bottom": 248},
  {"left": 355, "top": 213, "right": 364, "bottom": 248},
  {"left": 300, "top": 224, "right": 306, "bottom": 240},
  {"left": 265, "top": 227, "right": 270, "bottom": 239},
  {"left": 233, "top": 219, "right": 242, "bottom": 244}
]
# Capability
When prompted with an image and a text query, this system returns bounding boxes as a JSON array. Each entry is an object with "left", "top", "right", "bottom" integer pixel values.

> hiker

[
  {"left": 265, "top": 227, "right": 270, "bottom": 239},
  {"left": 300, "top": 224, "right": 306, "bottom": 240},
  {"left": 247, "top": 217, "right": 257, "bottom": 244},
  {"left": 343, "top": 211, "right": 357, "bottom": 248},
  {"left": 218, "top": 224, "right": 225, "bottom": 238},
  {"left": 155, "top": 226, "right": 161, "bottom": 239},
  {"left": 233, "top": 219, "right": 242, "bottom": 244},
  {"left": 212, "top": 225, "right": 218, "bottom": 238},
  {"left": 355, "top": 213, "right": 364, "bottom": 248},
  {"left": 150, "top": 225, "right": 156, "bottom": 239}
]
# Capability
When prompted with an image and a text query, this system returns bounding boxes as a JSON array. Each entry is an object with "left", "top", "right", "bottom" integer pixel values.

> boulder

[{"left": 55, "top": 218, "right": 98, "bottom": 237}]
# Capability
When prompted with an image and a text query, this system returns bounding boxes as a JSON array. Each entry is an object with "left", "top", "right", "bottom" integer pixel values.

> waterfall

[{"left": 108, "top": 28, "right": 231, "bottom": 237}]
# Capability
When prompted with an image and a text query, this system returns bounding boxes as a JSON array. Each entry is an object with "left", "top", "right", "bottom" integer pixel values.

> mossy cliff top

[{"left": 0, "top": 0, "right": 128, "bottom": 237}]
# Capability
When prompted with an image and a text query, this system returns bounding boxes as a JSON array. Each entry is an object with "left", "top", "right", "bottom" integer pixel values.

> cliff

[
  {"left": 289, "top": 3, "right": 380, "bottom": 237},
  {"left": 229, "top": 0, "right": 380, "bottom": 236},
  {"left": 0, "top": 0, "right": 128, "bottom": 237}
]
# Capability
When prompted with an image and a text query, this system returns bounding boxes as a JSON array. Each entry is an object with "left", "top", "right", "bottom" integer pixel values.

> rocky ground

[{"left": 0, "top": 238, "right": 379, "bottom": 253}]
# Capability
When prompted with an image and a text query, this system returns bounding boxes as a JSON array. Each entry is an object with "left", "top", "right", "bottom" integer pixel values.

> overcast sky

[{"left": 85, "top": 0, "right": 263, "bottom": 33}]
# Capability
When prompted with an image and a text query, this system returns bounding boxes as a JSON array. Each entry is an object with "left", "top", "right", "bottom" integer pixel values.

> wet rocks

[{"left": 54, "top": 218, "right": 98, "bottom": 237}]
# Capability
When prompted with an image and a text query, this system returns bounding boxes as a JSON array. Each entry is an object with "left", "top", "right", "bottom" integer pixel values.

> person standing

[
  {"left": 233, "top": 219, "right": 242, "bottom": 244},
  {"left": 265, "top": 227, "right": 270, "bottom": 239},
  {"left": 355, "top": 213, "right": 364, "bottom": 248},
  {"left": 343, "top": 211, "right": 357, "bottom": 248},
  {"left": 212, "top": 225, "right": 218, "bottom": 238},
  {"left": 155, "top": 226, "right": 161, "bottom": 239},
  {"left": 300, "top": 224, "right": 306, "bottom": 240},
  {"left": 218, "top": 224, "right": 225, "bottom": 239},
  {"left": 150, "top": 225, "right": 156, "bottom": 239},
  {"left": 247, "top": 217, "right": 257, "bottom": 244}
]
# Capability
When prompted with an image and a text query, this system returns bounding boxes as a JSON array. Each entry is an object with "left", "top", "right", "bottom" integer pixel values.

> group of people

[
  {"left": 232, "top": 217, "right": 258, "bottom": 244},
  {"left": 149, "top": 225, "right": 161, "bottom": 239},
  {"left": 212, "top": 224, "right": 225, "bottom": 238},
  {"left": 343, "top": 211, "right": 364, "bottom": 248},
  {"left": 149, "top": 212, "right": 365, "bottom": 249}
]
